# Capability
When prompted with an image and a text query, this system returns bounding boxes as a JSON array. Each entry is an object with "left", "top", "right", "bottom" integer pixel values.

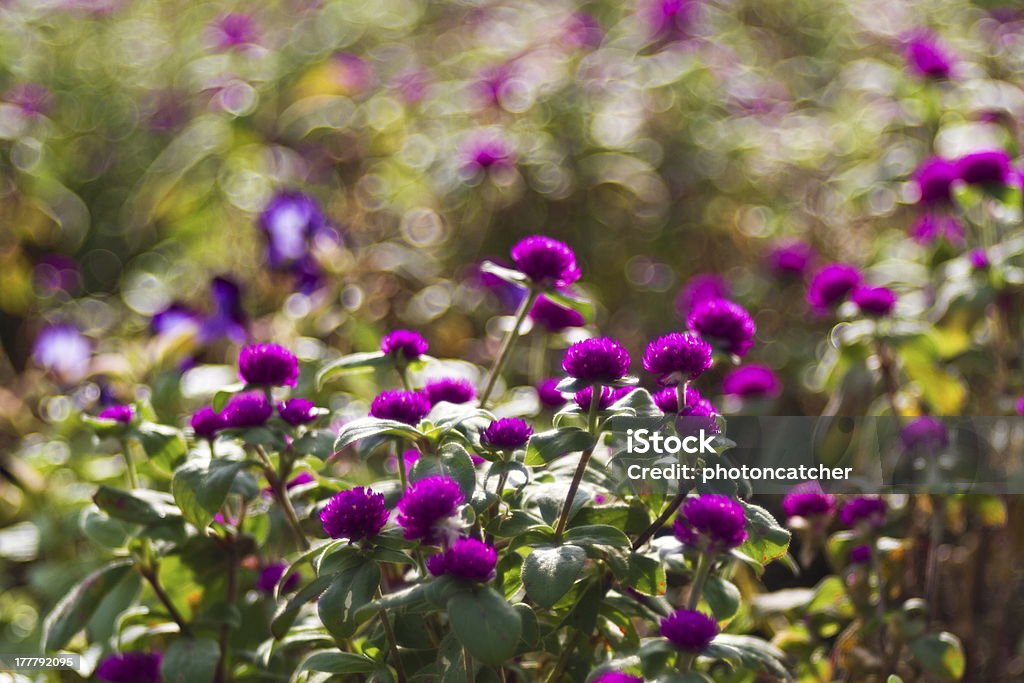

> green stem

[
  {"left": 632, "top": 490, "right": 687, "bottom": 551},
  {"left": 480, "top": 288, "right": 539, "bottom": 408},
  {"left": 121, "top": 438, "right": 139, "bottom": 489},
  {"left": 554, "top": 387, "right": 602, "bottom": 541},
  {"left": 463, "top": 647, "right": 473, "bottom": 683},
  {"left": 215, "top": 500, "right": 244, "bottom": 683},
  {"left": 141, "top": 565, "right": 191, "bottom": 636},
  {"left": 686, "top": 551, "right": 712, "bottom": 611},
  {"left": 255, "top": 445, "right": 310, "bottom": 550},
  {"left": 377, "top": 588, "right": 408, "bottom": 683},
  {"left": 396, "top": 441, "right": 409, "bottom": 493}
]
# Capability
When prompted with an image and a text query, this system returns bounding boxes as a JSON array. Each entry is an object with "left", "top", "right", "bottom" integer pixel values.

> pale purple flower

[
  {"left": 807, "top": 264, "right": 862, "bottom": 314},
  {"left": 766, "top": 241, "right": 814, "bottom": 278},
  {"left": 911, "top": 213, "right": 964, "bottom": 246},
  {"left": 687, "top": 299, "right": 756, "bottom": 357},
  {"left": 33, "top": 324, "right": 91, "bottom": 382},
  {"left": 210, "top": 12, "right": 259, "bottom": 50},
  {"left": 721, "top": 364, "right": 781, "bottom": 398}
]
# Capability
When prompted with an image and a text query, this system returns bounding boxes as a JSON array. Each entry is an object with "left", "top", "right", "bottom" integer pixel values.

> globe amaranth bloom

[
  {"left": 573, "top": 385, "right": 633, "bottom": 411},
  {"left": 33, "top": 324, "right": 91, "bottom": 383},
  {"left": 396, "top": 476, "right": 464, "bottom": 543},
  {"left": 510, "top": 235, "right": 581, "bottom": 288},
  {"left": 221, "top": 391, "right": 273, "bottom": 428},
  {"left": 687, "top": 299, "right": 756, "bottom": 357},
  {"left": 537, "top": 378, "right": 567, "bottom": 408},
  {"left": 910, "top": 213, "right": 964, "bottom": 246},
  {"left": 652, "top": 385, "right": 702, "bottom": 414},
  {"left": 320, "top": 487, "right": 390, "bottom": 541},
  {"left": 807, "top": 264, "right": 862, "bottom": 314},
  {"left": 98, "top": 404, "right": 135, "bottom": 424},
  {"left": 766, "top": 241, "right": 814, "bottom": 279},
  {"left": 900, "top": 416, "right": 949, "bottom": 452},
  {"left": 674, "top": 273, "right": 731, "bottom": 318},
  {"left": 848, "top": 544, "right": 872, "bottom": 565},
  {"left": 839, "top": 496, "right": 887, "bottom": 529},
  {"left": 96, "top": 652, "right": 162, "bottom": 683},
  {"left": 904, "top": 31, "right": 955, "bottom": 80},
  {"left": 721, "top": 364, "right": 781, "bottom": 398},
  {"left": 653, "top": 386, "right": 720, "bottom": 435},
  {"left": 562, "top": 337, "right": 631, "bottom": 383},
  {"left": 481, "top": 417, "right": 533, "bottom": 450},
  {"left": 969, "top": 249, "right": 991, "bottom": 270},
  {"left": 277, "top": 398, "right": 319, "bottom": 426},
  {"left": 643, "top": 332, "right": 713, "bottom": 384},
  {"left": 461, "top": 132, "right": 515, "bottom": 171},
  {"left": 238, "top": 344, "right": 299, "bottom": 387},
  {"left": 380, "top": 329, "right": 429, "bottom": 361},
  {"left": 782, "top": 481, "right": 835, "bottom": 520},
  {"left": 660, "top": 609, "right": 719, "bottom": 652},
  {"left": 955, "top": 150, "right": 1013, "bottom": 187},
  {"left": 423, "top": 378, "right": 476, "bottom": 406},
  {"left": 190, "top": 406, "right": 223, "bottom": 439},
  {"left": 591, "top": 674, "right": 643, "bottom": 683},
  {"left": 913, "top": 157, "right": 957, "bottom": 205},
  {"left": 256, "top": 562, "right": 300, "bottom": 593},
  {"left": 852, "top": 286, "right": 897, "bottom": 317},
  {"left": 369, "top": 390, "right": 431, "bottom": 425},
  {"left": 529, "top": 296, "right": 585, "bottom": 332},
  {"left": 426, "top": 537, "right": 497, "bottom": 582},
  {"left": 673, "top": 494, "right": 748, "bottom": 554}
]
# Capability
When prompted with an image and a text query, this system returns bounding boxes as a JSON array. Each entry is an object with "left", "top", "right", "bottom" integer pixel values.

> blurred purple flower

[
  {"left": 643, "top": 0, "right": 700, "bottom": 42},
  {"left": 781, "top": 481, "right": 835, "bottom": 520},
  {"left": 239, "top": 344, "right": 299, "bottom": 387},
  {"left": 721, "top": 364, "right": 781, "bottom": 398},
  {"left": 327, "top": 52, "right": 374, "bottom": 95},
  {"left": 426, "top": 537, "right": 497, "bottom": 582},
  {"left": 511, "top": 236, "right": 581, "bottom": 288},
  {"left": 191, "top": 406, "right": 224, "bottom": 439},
  {"left": 913, "top": 157, "right": 957, "bottom": 205},
  {"left": 481, "top": 417, "right": 533, "bottom": 450},
  {"left": 660, "top": 609, "right": 718, "bottom": 652},
  {"left": 562, "top": 12, "right": 603, "bottom": 49},
  {"left": 461, "top": 132, "right": 515, "bottom": 172},
  {"left": 766, "top": 241, "right": 814, "bottom": 279},
  {"left": 900, "top": 416, "right": 949, "bottom": 452},
  {"left": 840, "top": 496, "right": 887, "bottom": 529},
  {"left": 33, "top": 324, "right": 91, "bottom": 382},
  {"left": 380, "top": 329, "right": 429, "bottom": 360},
  {"left": 210, "top": 12, "right": 259, "bottom": 50},
  {"left": 320, "top": 487, "right": 390, "bottom": 541},
  {"left": 573, "top": 385, "right": 633, "bottom": 411},
  {"left": 591, "top": 674, "right": 643, "bottom": 683},
  {"left": 277, "top": 398, "right": 318, "bottom": 426},
  {"left": 1015, "top": 396, "right": 1024, "bottom": 416},
  {"left": 201, "top": 276, "right": 248, "bottom": 343},
  {"left": 392, "top": 68, "right": 431, "bottom": 103},
  {"left": 423, "top": 378, "right": 476, "bottom": 406},
  {"left": 643, "top": 332, "right": 713, "bottom": 384},
  {"left": 34, "top": 254, "right": 80, "bottom": 294},
  {"left": 221, "top": 391, "right": 273, "bottom": 428},
  {"left": 96, "top": 652, "right": 162, "bottom": 683},
  {"left": 956, "top": 149, "right": 1014, "bottom": 187},
  {"left": 396, "top": 475, "right": 464, "bottom": 543},
  {"left": 98, "top": 404, "right": 134, "bottom": 424},
  {"left": 674, "top": 273, "right": 731, "bottom": 318},
  {"left": 529, "top": 296, "right": 585, "bottom": 332},
  {"left": 904, "top": 30, "right": 955, "bottom": 80},
  {"left": 257, "top": 191, "right": 335, "bottom": 286},
  {"left": 537, "top": 378, "right": 567, "bottom": 408},
  {"left": 473, "top": 62, "right": 519, "bottom": 108},
  {"left": 256, "top": 562, "right": 300, "bottom": 593},
  {"left": 848, "top": 544, "right": 872, "bottom": 565},
  {"left": 562, "top": 337, "right": 631, "bottom": 383},
  {"left": 687, "top": 299, "right": 756, "bottom": 357},
  {"left": 969, "top": 248, "right": 991, "bottom": 270},
  {"left": 910, "top": 213, "right": 964, "bottom": 246},
  {"left": 472, "top": 259, "right": 529, "bottom": 311},
  {"left": 852, "top": 286, "right": 897, "bottom": 317},
  {"left": 807, "top": 264, "right": 861, "bottom": 314},
  {"left": 673, "top": 494, "right": 747, "bottom": 553},
  {"left": 5, "top": 83, "right": 52, "bottom": 118},
  {"left": 369, "top": 390, "right": 431, "bottom": 425}
]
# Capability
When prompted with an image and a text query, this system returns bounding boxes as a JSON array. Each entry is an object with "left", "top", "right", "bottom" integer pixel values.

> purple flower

[
  {"left": 687, "top": 299, "right": 756, "bottom": 357},
  {"left": 202, "top": 276, "right": 248, "bottom": 343},
  {"left": 537, "top": 378, "right": 567, "bottom": 408},
  {"left": 573, "top": 386, "right": 633, "bottom": 411},
  {"left": 380, "top": 330, "right": 429, "bottom": 360},
  {"left": 1016, "top": 397, "right": 1024, "bottom": 416},
  {"left": 96, "top": 652, "right": 162, "bottom": 683},
  {"left": 5, "top": 83, "right": 52, "bottom": 118},
  {"left": 256, "top": 562, "right": 300, "bottom": 593},
  {"left": 396, "top": 475, "right": 464, "bottom": 543},
  {"left": 561, "top": 12, "right": 603, "bottom": 49},
  {"left": 423, "top": 378, "right": 476, "bottom": 406},
  {"left": 674, "top": 274, "right": 731, "bottom": 318},
  {"left": 766, "top": 241, "right": 814, "bottom": 278},
  {"left": 510, "top": 236, "right": 581, "bottom": 289},
  {"left": 660, "top": 609, "right": 719, "bottom": 652},
  {"left": 653, "top": 386, "right": 719, "bottom": 433},
  {"left": 151, "top": 304, "right": 202, "bottom": 337},
  {"left": 529, "top": 296, "right": 586, "bottom": 332},
  {"left": 562, "top": 337, "right": 631, "bottom": 383},
  {"left": 956, "top": 150, "right": 1014, "bottom": 187},
  {"left": 222, "top": 391, "right": 273, "bottom": 428},
  {"left": 910, "top": 213, "right": 964, "bottom": 246},
  {"left": 238, "top": 344, "right": 299, "bottom": 387},
  {"left": 900, "top": 417, "right": 949, "bottom": 452},
  {"left": 807, "top": 264, "right": 862, "bottom": 314},
  {"left": 643, "top": 0, "right": 700, "bottom": 41},
  {"left": 904, "top": 31, "right": 955, "bottom": 80},
  {"left": 913, "top": 157, "right": 957, "bottom": 205},
  {"left": 721, "top": 364, "right": 781, "bottom": 398},
  {"left": 320, "top": 487, "right": 390, "bottom": 541},
  {"left": 673, "top": 494, "right": 748, "bottom": 553},
  {"left": 426, "top": 537, "right": 497, "bottom": 582},
  {"left": 98, "top": 404, "right": 134, "bottom": 424},
  {"left": 277, "top": 398, "right": 318, "bottom": 426},
  {"left": 286, "top": 472, "right": 315, "bottom": 489},
  {"left": 33, "top": 324, "right": 91, "bottom": 382},
  {"left": 258, "top": 191, "right": 332, "bottom": 271},
  {"left": 481, "top": 417, "right": 533, "bottom": 450},
  {"left": 210, "top": 12, "right": 258, "bottom": 50},
  {"left": 191, "top": 406, "right": 224, "bottom": 439},
  {"left": 839, "top": 496, "right": 887, "bottom": 529},
  {"left": 591, "top": 674, "right": 643, "bottom": 683},
  {"left": 462, "top": 132, "right": 515, "bottom": 171},
  {"left": 852, "top": 286, "right": 897, "bottom": 317},
  {"left": 369, "top": 390, "right": 431, "bottom": 425},
  {"left": 643, "top": 332, "right": 713, "bottom": 384},
  {"left": 782, "top": 481, "right": 835, "bottom": 520},
  {"left": 969, "top": 249, "right": 991, "bottom": 270},
  {"left": 848, "top": 544, "right": 872, "bottom": 565}
]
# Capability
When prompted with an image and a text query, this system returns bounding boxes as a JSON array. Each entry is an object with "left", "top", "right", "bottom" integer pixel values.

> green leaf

[
  {"left": 93, "top": 486, "right": 181, "bottom": 526},
  {"left": 42, "top": 559, "right": 134, "bottom": 650},
  {"left": 486, "top": 510, "right": 549, "bottom": 538},
  {"left": 707, "top": 634, "right": 790, "bottom": 679},
  {"left": 446, "top": 586, "right": 522, "bottom": 666},
  {"left": 609, "top": 552, "right": 666, "bottom": 596},
  {"left": 171, "top": 458, "right": 252, "bottom": 529},
  {"left": 316, "top": 351, "right": 390, "bottom": 388},
  {"left": 703, "top": 575, "right": 741, "bottom": 620},
  {"left": 291, "top": 430, "right": 337, "bottom": 460},
  {"left": 411, "top": 446, "right": 476, "bottom": 499},
  {"left": 134, "top": 422, "right": 187, "bottom": 465},
  {"left": 160, "top": 637, "right": 220, "bottom": 683},
  {"left": 564, "top": 524, "right": 631, "bottom": 548},
  {"left": 270, "top": 573, "right": 334, "bottom": 639},
  {"left": 909, "top": 632, "right": 965, "bottom": 681},
  {"left": 525, "top": 428, "right": 595, "bottom": 466},
  {"left": 354, "top": 583, "right": 429, "bottom": 621},
  {"left": 79, "top": 506, "right": 135, "bottom": 548},
  {"left": 299, "top": 650, "right": 379, "bottom": 675},
  {"left": 212, "top": 383, "right": 246, "bottom": 412},
  {"left": 334, "top": 417, "right": 423, "bottom": 453},
  {"left": 522, "top": 544, "right": 587, "bottom": 608},
  {"left": 479, "top": 260, "right": 529, "bottom": 286},
  {"left": 544, "top": 287, "right": 594, "bottom": 321},
  {"left": 738, "top": 500, "right": 791, "bottom": 567},
  {"left": 317, "top": 559, "right": 380, "bottom": 642}
]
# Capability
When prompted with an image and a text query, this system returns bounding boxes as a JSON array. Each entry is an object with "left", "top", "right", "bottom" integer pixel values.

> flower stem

[
  {"left": 377, "top": 588, "right": 407, "bottom": 683},
  {"left": 554, "top": 387, "right": 602, "bottom": 541},
  {"left": 480, "top": 288, "right": 539, "bottom": 408},
  {"left": 215, "top": 500, "right": 244, "bottom": 683},
  {"left": 686, "top": 551, "right": 712, "bottom": 611},
  {"left": 254, "top": 445, "right": 310, "bottom": 550},
  {"left": 120, "top": 438, "right": 139, "bottom": 489},
  {"left": 633, "top": 490, "right": 687, "bottom": 551},
  {"left": 396, "top": 441, "right": 408, "bottom": 493},
  {"left": 140, "top": 564, "right": 191, "bottom": 636},
  {"left": 463, "top": 647, "right": 473, "bottom": 683}
]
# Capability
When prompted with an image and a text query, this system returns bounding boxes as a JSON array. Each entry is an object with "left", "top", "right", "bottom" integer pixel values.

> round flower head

[
  {"left": 562, "top": 337, "right": 631, "bottom": 384},
  {"left": 238, "top": 344, "right": 299, "bottom": 387},
  {"left": 529, "top": 296, "right": 586, "bottom": 332},
  {"left": 96, "top": 652, "right": 162, "bottom": 683},
  {"left": 767, "top": 241, "right": 814, "bottom": 278},
  {"left": 423, "top": 378, "right": 476, "bottom": 406},
  {"left": 574, "top": 386, "right": 632, "bottom": 411},
  {"left": 673, "top": 494, "right": 747, "bottom": 553},
  {"left": 510, "top": 235, "right": 581, "bottom": 288},
  {"left": 969, "top": 249, "right": 990, "bottom": 270},
  {"left": 380, "top": 329, "right": 429, "bottom": 361},
  {"left": 537, "top": 377, "right": 567, "bottom": 408},
  {"left": 643, "top": 332, "right": 713, "bottom": 384},
  {"left": 660, "top": 609, "right": 719, "bottom": 652},
  {"left": 396, "top": 475, "right": 464, "bottom": 543},
  {"left": 848, "top": 544, "right": 872, "bottom": 565},
  {"left": 721, "top": 365, "right": 781, "bottom": 398},
  {"left": 592, "top": 674, "right": 643, "bottom": 683},
  {"left": 956, "top": 150, "right": 1013, "bottom": 187},
  {"left": 256, "top": 562, "right": 300, "bottom": 594},
  {"left": 426, "top": 537, "right": 498, "bottom": 582},
  {"left": 852, "top": 286, "right": 897, "bottom": 317},
  {"left": 222, "top": 391, "right": 273, "bottom": 428},
  {"left": 481, "top": 417, "right": 533, "bottom": 450},
  {"left": 687, "top": 299, "right": 756, "bottom": 357},
  {"left": 369, "top": 390, "right": 431, "bottom": 425},
  {"left": 98, "top": 404, "right": 134, "bottom": 424},
  {"left": 900, "top": 416, "right": 949, "bottom": 452},
  {"left": 782, "top": 481, "right": 835, "bottom": 520},
  {"left": 913, "top": 157, "right": 957, "bottom": 205},
  {"left": 911, "top": 213, "right": 964, "bottom": 246},
  {"left": 653, "top": 385, "right": 706, "bottom": 414},
  {"left": 807, "top": 264, "right": 862, "bottom": 314},
  {"left": 320, "top": 487, "right": 390, "bottom": 541},
  {"left": 904, "top": 31, "right": 955, "bottom": 80},
  {"left": 840, "top": 496, "right": 887, "bottom": 529},
  {"left": 678, "top": 394, "right": 720, "bottom": 436},
  {"left": 190, "top": 406, "right": 223, "bottom": 439},
  {"left": 277, "top": 398, "right": 318, "bottom": 426},
  {"left": 674, "top": 273, "right": 731, "bottom": 318}
]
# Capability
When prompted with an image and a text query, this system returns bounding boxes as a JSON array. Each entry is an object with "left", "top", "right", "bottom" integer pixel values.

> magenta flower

[
  {"left": 653, "top": 386, "right": 719, "bottom": 434},
  {"left": 766, "top": 241, "right": 814, "bottom": 278},
  {"left": 380, "top": 329, "right": 429, "bottom": 360},
  {"left": 210, "top": 12, "right": 258, "bottom": 50},
  {"left": 510, "top": 236, "right": 581, "bottom": 288},
  {"left": 529, "top": 296, "right": 586, "bottom": 332},
  {"left": 591, "top": 674, "right": 643, "bottom": 683},
  {"left": 238, "top": 344, "right": 299, "bottom": 387},
  {"left": 643, "top": 0, "right": 700, "bottom": 41},
  {"left": 652, "top": 385, "right": 696, "bottom": 414},
  {"left": 277, "top": 398, "right": 318, "bottom": 426},
  {"left": 462, "top": 132, "right": 515, "bottom": 171},
  {"left": 423, "top": 378, "right": 476, "bottom": 406},
  {"left": 848, "top": 544, "right": 872, "bottom": 565},
  {"left": 913, "top": 157, "right": 957, "bottom": 205},
  {"left": 673, "top": 494, "right": 748, "bottom": 553},
  {"left": 222, "top": 392, "right": 273, "bottom": 428},
  {"left": 660, "top": 609, "right": 719, "bottom": 652},
  {"left": 969, "top": 249, "right": 991, "bottom": 270},
  {"left": 955, "top": 150, "right": 1014, "bottom": 187},
  {"left": 256, "top": 562, "right": 300, "bottom": 593},
  {"left": 674, "top": 273, "right": 731, "bottom": 318},
  {"left": 852, "top": 286, "right": 897, "bottom": 317},
  {"left": 839, "top": 496, "right": 887, "bottom": 529},
  {"left": 643, "top": 332, "right": 713, "bottom": 384},
  {"left": 396, "top": 475, "right": 464, "bottom": 543},
  {"left": 320, "top": 487, "right": 390, "bottom": 541},
  {"left": 369, "top": 390, "right": 431, "bottom": 425},
  {"left": 537, "top": 378, "right": 567, "bottom": 408},
  {"left": 98, "top": 404, "right": 134, "bottom": 424},
  {"left": 96, "top": 652, "right": 162, "bottom": 683},
  {"left": 573, "top": 386, "right": 633, "bottom": 411},
  {"left": 904, "top": 31, "right": 955, "bottom": 80},
  {"left": 687, "top": 299, "right": 756, "bottom": 357},
  {"left": 781, "top": 481, "right": 835, "bottom": 520},
  {"left": 481, "top": 417, "right": 533, "bottom": 450},
  {"left": 426, "top": 537, "right": 497, "bottom": 582},
  {"left": 910, "top": 213, "right": 964, "bottom": 246},
  {"left": 721, "top": 364, "right": 781, "bottom": 398},
  {"left": 900, "top": 417, "right": 948, "bottom": 451},
  {"left": 1016, "top": 397, "right": 1024, "bottom": 416},
  {"left": 562, "top": 337, "right": 631, "bottom": 383},
  {"left": 807, "top": 264, "right": 862, "bottom": 314},
  {"left": 190, "top": 406, "right": 224, "bottom": 439}
]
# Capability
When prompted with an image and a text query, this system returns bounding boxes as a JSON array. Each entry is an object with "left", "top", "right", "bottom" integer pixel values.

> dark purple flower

[
  {"left": 396, "top": 475, "right": 464, "bottom": 543},
  {"left": 33, "top": 324, "right": 91, "bottom": 382},
  {"left": 426, "top": 537, "right": 497, "bottom": 582},
  {"left": 848, "top": 544, "right": 872, "bottom": 565},
  {"left": 238, "top": 344, "right": 299, "bottom": 387},
  {"left": 653, "top": 386, "right": 719, "bottom": 434},
  {"left": 643, "top": 0, "right": 700, "bottom": 41},
  {"left": 191, "top": 406, "right": 224, "bottom": 439},
  {"left": 286, "top": 472, "right": 315, "bottom": 489},
  {"left": 956, "top": 150, "right": 1014, "bottom": 187},
  {"left": 900, "top": 417, "right": 949, "bottom": 452},
  {"left": 643, "top": 332, "right": 713, "bottom": 384},
  {"left": 913, "top": 157, "right": 957, "bottom": 205},
  {"left": 660, "top": 609, "right": 719, "bottom": 652},
  {"left": 537, "top": 378, "right": 567, "bottom": 408},
  {"left": 687, "top": 299, "right": 756, "bottom": 357},
  {"left": 721, "top": 364, "right": 781, "bottom": 398},
  {"left": 510, "top": 236, "right": 581, "bottom": 289},
  {"left": 210, "top": 12, "right": 258, "bottom": 50},
  {"left": 380, "top": 330, "right": 429, "bottom": 360},
  {"left": 673, "top": 494, "right": 747, "bottom": 553},
  {"left": 911, "top": 213, "right": 964, "bottom": 246},
  {"left": 369, "top": 390, "right": 431, "bottom": 425},
  {"left": 807, "top": 264, "right": 862, "bottom": 314},
  {"left": 98, "top": 404, "right": 134, "bottom": 424},
  {"left": 969, "top": 249, "right": 991, "bottom": 270},
  {"left": 5, "top": 83, "right": 52, "bottom": 118},
  {"left": 95, "top": 652, "right": 162, "bottom": 683},
  {"left": 277, "top": 398, "right": 319, "bottom": 426},
  {"left": 782, "top": 481, "right": 835, "bottom": 520},
  {"left": 839, "top": 496, "right": 887, "bottom": 529},
  {"left": 423, "top": 378, "right": 476, "bottom": 406},
  {"left": 258, "top": 191, "right": 331, "bottom": 270},
  {"left": 852, "top": 286, "right": 897, "bottom": 317},
  {"left": 904, "top": 31, "right": 955, "bottom": 80},
  {"left": 256, "top": 562, "right": 300, "bottom": 593},
  {"left": 462, "top": 132, "right": 515, "bottom": 171},
  {"left": 766, "top": 241, "right": 814, "bottom": 278},
  {"left": 674, "top": 274, "right": 731, "bottom": 318},
  {"left": 320, "top": 487, "right": 390, "bottom": 541},
  {"left": 481, "top": 417, "right": 533, "bottom": 450},
  {"left": 202, "top": 276, "right": 248, "bottom": 343},
  {"left": 573, "top": 386, "right": 633, "bottom": 411},
  {"left": 222, "top": 391, "right": 273, "bottom": 428},
  {"left": 591, "top": 674, "right": 643, "bottom": 683},
  {"left": 562, "top": 337, "right": 631, "bottom": 383},
  {"left": 529, "top": 296, "right": 586, "bottom": 332}
]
